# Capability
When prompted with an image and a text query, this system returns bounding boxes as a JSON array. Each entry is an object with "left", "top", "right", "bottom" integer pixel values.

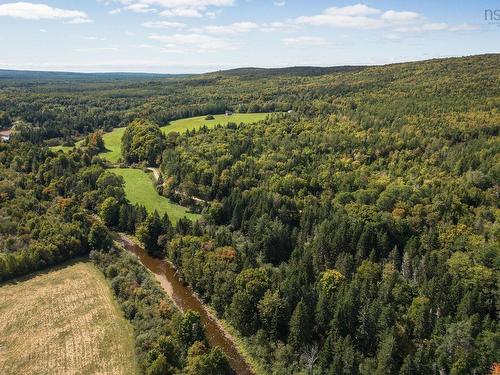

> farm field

[
  {"left": 111, "top": 168, "right": 201, "bottom": 222},
  {"left": 0, "top": 262, "right": 137, "bottom": 375},
  {"left": 50, "top": 113, "right": 270, "bottom": 162},
  {"left": 159, "top": 112, "right": 270, "bottom": 134}
]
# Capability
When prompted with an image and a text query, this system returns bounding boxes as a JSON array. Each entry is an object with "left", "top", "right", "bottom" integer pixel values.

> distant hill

[
  {"left": 213, "top": 65, "right": 368, "bottom": 78},
  {"left": 0, "top": 65, "right": 367, "bottom": 83},
  {"left": 0, "top": 69, "right": 187, "bottom": 82}
]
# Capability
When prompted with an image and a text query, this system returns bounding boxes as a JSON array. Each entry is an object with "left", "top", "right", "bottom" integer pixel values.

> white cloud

[
  {"left": 39, "top": 28, "right": 47, "bottom": 33},
  {"left": 85, "top": 36, "right": 106, "bottom": 41},
  {"left": 109, "top": 0, "right": 233, "bottom": 18},
  {"left": 326, "top": 4, "right": 380, "bottom": 16},
  {"left": 142, "top": 20, "right": 186, "bottom": 28},
  {"left": 296, "top": 4, "right": 383, "bottom": 29},
  {"left": 0, "top": 2, "right": 91, "bottom": 23},
  {"left": 394, "top": 23, "right": 479, "bottom": 33},
  {"left": 159, "top": 8, "right": 202, "bottom": 17},
  {"left": 295, "top": 4, "right": 476, "bottom": 34},
  {"left": 261, "top": 21, "right": 298, "bottom": 33},
  {"left": 124, "top": 3, "right": 156, "bottom": 12},
  {"left": 109, "top": 2, "right": 156, "bottom": 14},
  {"left": 274, "top": 1, "right": 285, "bottom": 7},
  {"left": 205, "top": 21, "right": 258, "bottom": 34},
  {"left": 380, "top": 10, "right": 421, "bottom": 24},
  {"left": 283, "top": 36, "right": 329, "bottom": 47},
  {"left": 448, "top": 23, "right": 479, "bottom": 32},
  {"left": 395, "top": 23, "right": 447, "bottom": 33},
  {"left": 68, "top": 17, "right": 93, "bottom": 24},
  {"left": 149, "top": 32, "right": 231, "bottom": 52}
]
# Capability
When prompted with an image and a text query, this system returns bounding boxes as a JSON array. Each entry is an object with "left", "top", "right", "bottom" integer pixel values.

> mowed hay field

[
  {"left": 0, "top": 262, "right": 137, "bottom": 375},
  {"left": 160, "top": 113, "right": 270, "bottom": 134},
  {"left": 111, "top": 167, "right": 201, "bottom": 223}
]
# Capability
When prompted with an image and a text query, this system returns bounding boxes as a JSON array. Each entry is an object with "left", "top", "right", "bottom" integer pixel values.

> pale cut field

[{"left": 0, "top": 262, "right": 137, "bottom": 375}]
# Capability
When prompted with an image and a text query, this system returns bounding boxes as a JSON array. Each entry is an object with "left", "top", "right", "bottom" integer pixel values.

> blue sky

[{"left": 0, "top": 0, "right": 498, "bottom": 73}]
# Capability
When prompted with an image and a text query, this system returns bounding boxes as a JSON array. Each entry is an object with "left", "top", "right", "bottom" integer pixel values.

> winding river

[{"left": 116, "top": 234, "right": 254, "bottom": 375}]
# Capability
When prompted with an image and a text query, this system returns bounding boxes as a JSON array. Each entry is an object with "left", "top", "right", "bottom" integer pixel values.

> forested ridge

[{"left": 0, "top": 54, "right": 499, "bottom": 374}]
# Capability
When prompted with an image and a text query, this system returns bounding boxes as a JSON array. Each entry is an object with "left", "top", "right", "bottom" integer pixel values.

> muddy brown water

[{"left": 116, "top": 235, "right": 254, "bottom": 375}]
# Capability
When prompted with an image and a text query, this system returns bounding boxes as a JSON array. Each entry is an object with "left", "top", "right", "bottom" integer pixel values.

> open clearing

[
  {"left": 111, "top": 168, "right": 201, "bottom": 223},
  {"left": 160, "top": 113, "right": 270, "bottom": 134},
  {"left": 0, "top": 262, "right": 137, "bottom": 375},
  {"left": 50, "top": 113, "right": 270, "bottom": 162},
  {"left": 49, "top": 139, "right": 84, "bottom": 153},
  {"left": 98, "top": 127, "right": 126, "bottom": 163},
  {"left": 50, "top": 128, "right": 125, "bottom": 163}
]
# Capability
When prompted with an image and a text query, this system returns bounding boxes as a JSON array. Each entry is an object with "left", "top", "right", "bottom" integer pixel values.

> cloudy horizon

[{"left": 0, "top": 0, "right": 498, "bottom": 73}]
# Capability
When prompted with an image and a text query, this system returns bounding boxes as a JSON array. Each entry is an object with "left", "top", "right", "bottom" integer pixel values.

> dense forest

[
  {"left": 155, "top": 54, "right": 500, "bottom": 374},
  {"left": 0, "top": 54, "right": 499, "bottom": 374}
]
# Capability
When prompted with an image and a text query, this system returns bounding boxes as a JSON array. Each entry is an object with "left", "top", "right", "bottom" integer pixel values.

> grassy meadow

[
  {"left": 160, "top": 113, "right": 270, "bottom": 134},
  {"left": 49, "top": 139, "right": 84, "bottom": 152},
  {"left": 50, "top": 128, "right": 125, "bottom": 163},
  {"left": 98, "top": 127, "right": 126, "bottom": 163},
  {"left": 0, "top": 262, "right": 137, "bottom": 375},
  {"left": 111, "top": 168, "right": 201, "bottom": 223}
]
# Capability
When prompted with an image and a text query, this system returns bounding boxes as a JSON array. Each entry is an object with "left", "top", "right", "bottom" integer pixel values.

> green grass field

[
  {"left": 50, "top": 113, "right": 270, "bottom": 162},
  {"left": 0, "top": 262, "right": 137, "bottom": 375},
  {"left": 160, "top": 113, "right": 270, "bottom": 134},
  {"left": 111, "top": 168, "right": 200, "bottom": 223},
  {"left": 49, "top": 139, "right": 84, "bottom": 152},
  {"left": 98, "top": 127, "right": 126, "bottom": 163},
  {"left": 50, "top": 128, "right": 125, "bottom": 163}
]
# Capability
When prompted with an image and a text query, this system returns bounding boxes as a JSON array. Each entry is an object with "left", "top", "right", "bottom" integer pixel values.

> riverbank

[
  {"left": 205, "top": 306, "right": 269, "bottom": 375},
  {"left": 115, "top": 232, "right": 258, "bottom": 375}
]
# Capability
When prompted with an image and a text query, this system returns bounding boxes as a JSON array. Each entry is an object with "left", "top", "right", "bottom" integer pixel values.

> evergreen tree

[{"left": 289, "top": 299, "right": 312, "bottom": 350}]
